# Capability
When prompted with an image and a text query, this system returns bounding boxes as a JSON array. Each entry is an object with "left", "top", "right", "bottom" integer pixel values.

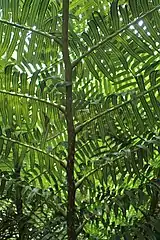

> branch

[
  {"left": 0, "top": 19, "right": 62, "bottom": 46},
  {"left": 75, "top": 156, "right": 122, "bottom": 189},
  {"left": 75, "top": 82, "right": 160, "bottom": 134},
  {"left": 0, "top": 89, "right": 65, "bottom": 114},
  {"left": 72, "top": 5, "right": 160, "bottom": 68},
  {"left": 0, "top": 136, "right": 66, "bottom": 169}
]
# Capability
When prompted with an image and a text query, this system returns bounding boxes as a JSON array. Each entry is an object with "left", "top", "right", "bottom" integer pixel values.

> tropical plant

[{"left": 0, "top": 0, "right": 160, "bottom": 239}]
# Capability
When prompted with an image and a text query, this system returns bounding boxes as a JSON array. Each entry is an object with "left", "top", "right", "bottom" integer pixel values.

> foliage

[{"left": 0, "top": 0, "right": 160, "bottom": 239}]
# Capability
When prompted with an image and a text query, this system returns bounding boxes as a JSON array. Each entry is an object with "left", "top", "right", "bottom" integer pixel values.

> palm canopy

[{"left": 0, "top": 0, "right": 160, "bottom": 239}]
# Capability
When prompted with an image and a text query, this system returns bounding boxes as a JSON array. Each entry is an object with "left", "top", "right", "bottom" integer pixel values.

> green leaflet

[
  {"left": 125, "top": 30, "right": 153, "bottom": 55},
  {"left": 110, "top": 164, "right": 117, "bottom": 185},
  {"left": 150, "top": 70, "right": 158, "bottom": 86},
  {"left": 107, "top": 41, "right": 128, "bottom": 70},
  {"left": 11, "top": 0, "right": 19, "bottom": 22},
  {"left": 135, "top": 25, "right": 157, "bottom": 51},
  {"left": 130, "top": 100, "right": 145, "bottom": 133},
  {"left": 44, "top": 38, "right": 52, "bottom": 65},
  {"left": 12, "top": 144, "right": 19, "bottom": 168},
  {"left": 29, "top": 71, "right": 39, "bottom": 95},
  {"left": 130, "top": 152, "right": 140, "bottom": 176},
  {"left": 136, "top": 75, "right": 156, "bottom": 127},
  {"left": 82, "top": 32, "right": 92, "bottom": 46},
  {"left": 139, "top": 95, "right": 155, "bottom": 127},
  {"left": 153, "top": 9, "right": 160, "bottom": 29},
  {"left": 0, "top": 25, "right": 12, "bottom": 56},
  {"left": 7, "top": 97, "right": 13, "bottom": 126},
  {"left": 119, "top": 4, "right": 129, "bottom": 24},
  {"left": 50, "top": 2, "right": 58, "bottom": 32},
  {"left": 5, "top": 139, "right": 12, "bottom": 158},
  {"left": 111, "top": 0, "right": 119, "bottom": 31},
  {"left": 106, "top": 114, "right": 118, "bottom": 136},
  {"left": 6, "top": 28, "right": 19, "bottom": 60},
  {"left": 20, "top": 72, "right": 28, "bottom": 94},
  {"left": 19, "top": 146, "right": 27, "bottom": 168},
  {"left": 70, "top": 40, "right": 80, "bottom": 57},
  {"left": 116, "top": 35, "right": 142, "bottom": 62},
  {"left": 28, "top": 0, "right": 41, "bottom": 26},
  {"left": 90, "top": 52, "right": 112, "bottom": 80},
  {"left": 44, "top": 155, "right": 51, "bottom": 171},
  {"left": 0, "top": 99, "right": 7, "bottom": 126},
  {"left": 38, "top": 151, "right": 44, "bottom": 173},
  {"left": 12, "top": 71, "right": 19, "bottom": 92},
  {"left": 92, "top": 11, "right": 109, "bottom": 36},
  {"left": 0, "top": 24, "right": 3, "bottom": 50},
  {"left": 2, "top": 0, "right": 9, "bottom": 19},
  {"left": 5, "top": 65, "right": 12, "bottom": 91},
  {"left": 121, "top": 104, "right": 134, "bottom": 135},
  {"left": 37, "top": 0, "right": 50, "bottom": 29},
  {"left": 85, "top": 58, "right": 100, "bottom": 80},
  {"left": 30, "top": 100, "right": 38, "bottom": 129},
  {"left": 30, "top": 149, "right": 35, "bottom": 170},
  {"left": 125, "top": 159, "right": 132, "bottom": 175},
  {"left": 153, "top": 0, "right": 160, "bottom": 4},
  {"left": 98, "top": 48, "right": 116, "bottom": 77},
  {"left": 129, "top": 0, "right": 140, "bottom": 18},
  {"left": 28, "top": 34, "right": 37, "bottom": 61},
  {"left": 38, "top": 175, "right": 43, "bottom": 188},
  {"left": 140, "top": 0, "right": 149, "bottom": 12},
  {"left": 143, "top": 18, "right": 160, "bottom": 43},
  {"left": 149, "top": 91, "right": 160, "bottom": 119},
  {"left": 20, "top": 0, "right": 33, "bottom": 24},
  {"left": 116, "top": 108, "right": 129, "bottom": 136},
  {"left": 14, "top": 96, "right": 21, "bottom": 126},
  {"left": 17, "top": 31, "right": 27, "bottom": 63},
  {"left": 88, "top": 20, "right": 100, "bottom": 43}
]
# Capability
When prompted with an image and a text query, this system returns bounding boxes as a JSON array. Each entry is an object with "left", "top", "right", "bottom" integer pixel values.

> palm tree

[{"left": 0, "top": 0, "right": 160, "bottom": 239}]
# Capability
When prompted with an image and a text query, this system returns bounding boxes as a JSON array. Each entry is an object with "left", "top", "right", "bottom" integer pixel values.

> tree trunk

[{"left": 62, "top": 0, "right": 76, "bottom": 239}]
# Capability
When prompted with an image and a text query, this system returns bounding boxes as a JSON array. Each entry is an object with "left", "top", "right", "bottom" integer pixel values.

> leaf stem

[
  {"left": 0, "top": 136, "right": 66, "bottom": 169},
  {"left": 75, "top": 156, "right": 122, "bottom": 189},
  {"left": 0, "top": 89, "right": 65, "bottom": 114},
  {"left": 0, "top": 19, "right": 62, "bottom": 46},
  {"left": 75, "top": 82, "right": 160, "bottom": 134}
]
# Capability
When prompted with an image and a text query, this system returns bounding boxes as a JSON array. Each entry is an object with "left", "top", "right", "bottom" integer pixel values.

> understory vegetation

[{"left": 0, "top": 0, "right": 160, "bottom": 239}]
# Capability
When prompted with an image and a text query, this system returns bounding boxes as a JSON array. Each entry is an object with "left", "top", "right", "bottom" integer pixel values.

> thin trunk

[
  {"left": 14, "top": 167, "right": 24, "bottom": 240},
  {"left": 62, "top": 1, "right": 76, "bottom": 239}
]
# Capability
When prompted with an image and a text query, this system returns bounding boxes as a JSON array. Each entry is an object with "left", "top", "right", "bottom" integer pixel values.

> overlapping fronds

[
  {"left": 68, "top": 0, "right": 160, "bottom": 237},
  {"left": 71, "top": 0, "right": 160, "bottom": 94},
  {"left": 0, "top": 65, "right": 67, "bottom": 173},
  {"left": 73, "top": 72, "right": 160, "bottom": 238},
  {"left": 0, "top": 0, "right": 160, "bottom": 239},
  {"left": 0, "top": 0, "right": 62, "bottom": 68},
  {"left": 0, "top": 63, "right": 68, "bottom": 238}
]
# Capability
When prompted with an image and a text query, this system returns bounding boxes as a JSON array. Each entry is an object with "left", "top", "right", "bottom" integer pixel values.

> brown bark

[{"left": 62, "top": 1, "right": 76, "bottom": 239}]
